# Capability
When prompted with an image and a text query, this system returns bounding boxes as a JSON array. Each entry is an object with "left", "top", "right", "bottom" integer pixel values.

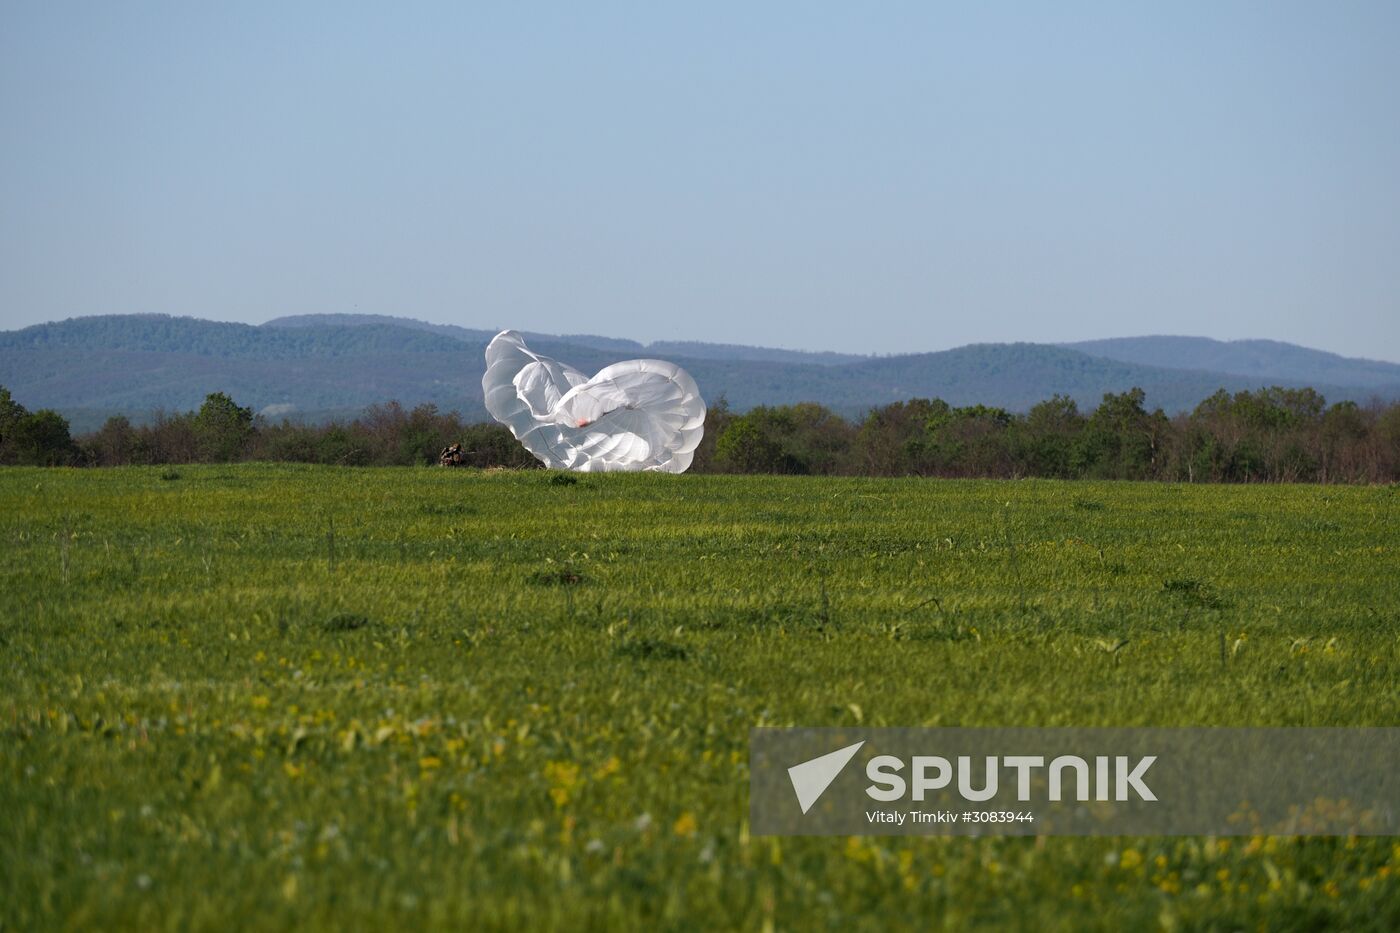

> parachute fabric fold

[{"left": 482, "top": 330, "right": 706, "bottom": 473}]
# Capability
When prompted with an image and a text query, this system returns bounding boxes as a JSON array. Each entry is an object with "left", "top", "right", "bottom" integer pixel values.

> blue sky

[{"left": 2, "top": 2, "right": 1398, "bottom": 359}]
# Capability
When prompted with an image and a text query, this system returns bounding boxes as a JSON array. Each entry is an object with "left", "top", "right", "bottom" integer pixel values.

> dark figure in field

[{"left": 438, "top": 443, "right": 464, "bottom": 467}]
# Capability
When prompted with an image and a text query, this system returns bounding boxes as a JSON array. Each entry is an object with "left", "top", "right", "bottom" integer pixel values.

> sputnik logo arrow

[{"left": 788, "top": 740, "right": 866, "bottom": 814}]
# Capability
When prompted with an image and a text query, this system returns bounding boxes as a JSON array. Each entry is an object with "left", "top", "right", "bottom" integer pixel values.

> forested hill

[
  {"left": 263, "top": 313, "right": 867, "bottom": 365},
  {"left": 1064, "top": 336, "right": 1400, "bottom": 389},
  {"left": 0, "top": 314, "right": 464, "bottom": 358},
  {"left": 2, "top": 314, "right": 1397, "bottom": 432}
]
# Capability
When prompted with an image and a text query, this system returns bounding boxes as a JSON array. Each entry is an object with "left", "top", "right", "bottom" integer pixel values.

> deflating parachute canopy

[{"left": 482, "top": 330, "right": 706, "bottom": 473}]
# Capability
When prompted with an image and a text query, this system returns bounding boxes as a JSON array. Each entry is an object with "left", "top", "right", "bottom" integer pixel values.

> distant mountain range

[
  {"left": 263, "top": 313, "right": 869, "bottom": 365},
  {"left": 2, "top": 314, "right": 1397, "bottom": 433},
  {"left": 1061, "top": 336, "right": 1400, "bottom": 390}
]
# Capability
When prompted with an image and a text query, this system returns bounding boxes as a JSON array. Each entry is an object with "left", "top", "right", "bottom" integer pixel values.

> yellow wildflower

[{"left": 544, "top": 761, "right": 580, "bottom": 808}]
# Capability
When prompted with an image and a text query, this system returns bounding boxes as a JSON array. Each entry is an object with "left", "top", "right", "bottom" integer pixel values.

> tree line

[{"left": 3, "top": 383, "right": 1398, "bottom": 483}]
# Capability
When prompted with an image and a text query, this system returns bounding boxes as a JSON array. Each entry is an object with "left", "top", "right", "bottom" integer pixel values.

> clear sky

[{"left": 2, "top": 2, "right": 1398, "bottom": 360}]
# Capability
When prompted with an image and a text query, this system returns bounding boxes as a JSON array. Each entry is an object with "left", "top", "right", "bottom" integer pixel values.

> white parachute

[{"left": 482, "top": 330, "right": 706, "bottom": 473}]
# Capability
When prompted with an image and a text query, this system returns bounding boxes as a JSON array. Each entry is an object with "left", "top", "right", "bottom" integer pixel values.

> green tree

[
  {"left": 88, "top": 415, "right": 141, "bottom": 466},
  {"left": 0, "top": 387, "right": 77, "bottom": 465},
  {"left": 689, "top": 395, "right": 733, "bottom": 471},
  {"left": 9, "top": 409, "right": 77, "bottom": 466},
  {"left": 1317, "top": 401, "right": 1369, "bottom": 482},
  {"left": 193, "top": 392, "right": 254, "bottom": 462},
  {"left": 1076, "top": 388, "right": 1170, "bottom": 479},
  {"left": 316, "top": 425, "right": 367, "bottom": 466},
  {"left": 711, "top": 404, "right": 852, "bottom": 475},
  {"left": 923, "top": 404, "right": 1015, "bottom": 477},
  {"left": 0, "top": 385, "right": 28, "bottom": 452},
  {"left": 1019, "top": 395, "right": 1084, "bottom": 478},
  {"left": 854, "top": 399, "right": 948, "bottom": 476},
  {"left": 714, "top": 418, "right": 786, "bottom": 473}
]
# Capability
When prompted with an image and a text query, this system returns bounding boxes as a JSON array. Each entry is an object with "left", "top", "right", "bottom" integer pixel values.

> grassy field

[{"left": 3, "top": 465, "right": 1398, "bottom": 930}]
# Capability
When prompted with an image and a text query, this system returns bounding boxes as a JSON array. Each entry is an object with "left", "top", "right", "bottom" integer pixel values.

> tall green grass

[{"left": 3, "top": 466, "right": 1397, "bottom": 929}]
